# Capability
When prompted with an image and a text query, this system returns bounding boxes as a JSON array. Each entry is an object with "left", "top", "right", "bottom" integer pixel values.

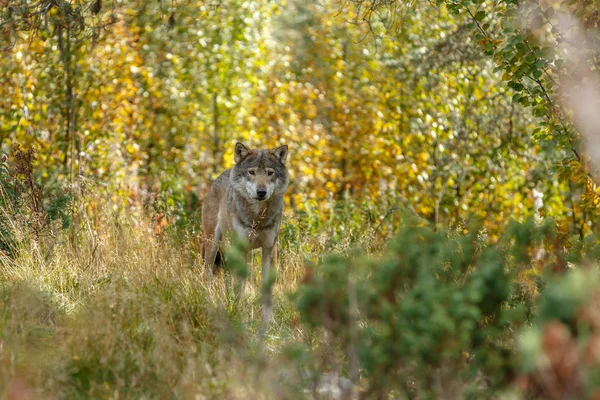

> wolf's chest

[{"left": 231, "top": 213, "right": 279, "bottom": 250}]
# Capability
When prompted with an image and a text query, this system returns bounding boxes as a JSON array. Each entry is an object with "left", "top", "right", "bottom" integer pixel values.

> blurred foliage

[
  {"left": 349, "top": 0, "right": 600, "bottom": 237},
  {"left": 517, "top": 269, "right": 600, "bottom": 399},
  {"left": 1, "top": 0, "right": 596, "bottom": 240},
  {"left": 293, "top": 218, "right": 562, "bottom": 397},
  {"left": 0, "top": 146, "right": 72, "bottom": 256}
]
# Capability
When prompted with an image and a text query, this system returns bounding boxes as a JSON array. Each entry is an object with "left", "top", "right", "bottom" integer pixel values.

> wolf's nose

[{"left": 257, "top": 189, "right": 267, "bottom": 198}]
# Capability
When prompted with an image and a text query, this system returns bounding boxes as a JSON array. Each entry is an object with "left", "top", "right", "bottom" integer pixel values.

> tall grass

[
  {"left": 0, "top": 189, "right": 391, "bottom": 399},
  {"left": 4, "top": 186, "right": 600, "bottom": 398}
]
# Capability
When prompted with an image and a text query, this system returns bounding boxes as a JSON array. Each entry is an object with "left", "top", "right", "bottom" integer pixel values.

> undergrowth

[{"left": 3, "top": 150, "right": 600, "bottom": 399}]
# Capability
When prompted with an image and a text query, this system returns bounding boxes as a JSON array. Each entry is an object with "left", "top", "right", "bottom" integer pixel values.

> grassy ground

[
  {"left": 5, "top": 191, "right": 593, "bottom": 399},
  {"left": 0, "top": 197, "right": 382, "bottom": 399}
]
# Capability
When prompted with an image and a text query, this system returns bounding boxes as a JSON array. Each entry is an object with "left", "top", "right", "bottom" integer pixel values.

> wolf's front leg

[
  {"left": 235, "top": 251, "right": 251, "bottom": 298},
  {"left": 205, "top": 225, "right": 222, "bottom": 279},
  {"left": 260, "top": 244, "right": 276, "bottom": 324}
]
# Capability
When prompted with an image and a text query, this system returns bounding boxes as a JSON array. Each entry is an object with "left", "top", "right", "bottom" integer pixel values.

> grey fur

[{"left": 202, "top": 142, "right": 289, "bottom": 324}]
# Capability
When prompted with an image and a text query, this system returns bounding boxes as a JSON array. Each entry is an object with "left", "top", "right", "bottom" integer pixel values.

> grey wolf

[{"left": 202, "top": 142, "right": 289, "bottom": 323}]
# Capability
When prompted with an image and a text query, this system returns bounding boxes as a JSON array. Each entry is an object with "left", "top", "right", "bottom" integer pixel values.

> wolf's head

[{"left": 230, "top": 142, "right": 289, "bottom": 202}]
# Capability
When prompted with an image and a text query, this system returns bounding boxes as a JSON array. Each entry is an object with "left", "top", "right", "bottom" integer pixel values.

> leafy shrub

[
  {"left": 294, "top": 219, "right": 559, "bottom": 398},
  {"left": 517, "top": 268, "right": 600, "bottom": 399},
  {"left": 0, "top": 146, "right": 72, "bottom": 256},
  {"left": 148, "top": 168, "right": 202, "bottom": 236}
]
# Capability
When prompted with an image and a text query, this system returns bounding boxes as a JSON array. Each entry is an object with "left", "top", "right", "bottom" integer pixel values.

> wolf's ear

[
  {"left": 234, "top": 142, "right": 251, "bottom": 163},
  {"left": 271, "top": 144, "right": 288, "bottom": 164}
]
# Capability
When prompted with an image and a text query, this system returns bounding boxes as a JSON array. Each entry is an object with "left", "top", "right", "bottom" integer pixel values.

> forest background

[{"left": 1, "top": 0, "right": 600, "bottom": 398}]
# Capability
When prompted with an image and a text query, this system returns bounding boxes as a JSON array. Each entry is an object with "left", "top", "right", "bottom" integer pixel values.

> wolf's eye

[
  {"left": 267, "top": 170, "right": 274, "bottom": 176},
  {"left": 248, "top": 170, "right": 255, "bottom": 176}
]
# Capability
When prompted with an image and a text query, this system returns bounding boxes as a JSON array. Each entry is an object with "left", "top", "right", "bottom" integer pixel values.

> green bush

[
  {"left": 294, "top": 219, "right": 560, "bottom": 398},
  {"left": 0, "top": 146, "right": 72, "bottom": 256},
  {"left": 517, "top": 268, "right": 600, "bottom": 399}
]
